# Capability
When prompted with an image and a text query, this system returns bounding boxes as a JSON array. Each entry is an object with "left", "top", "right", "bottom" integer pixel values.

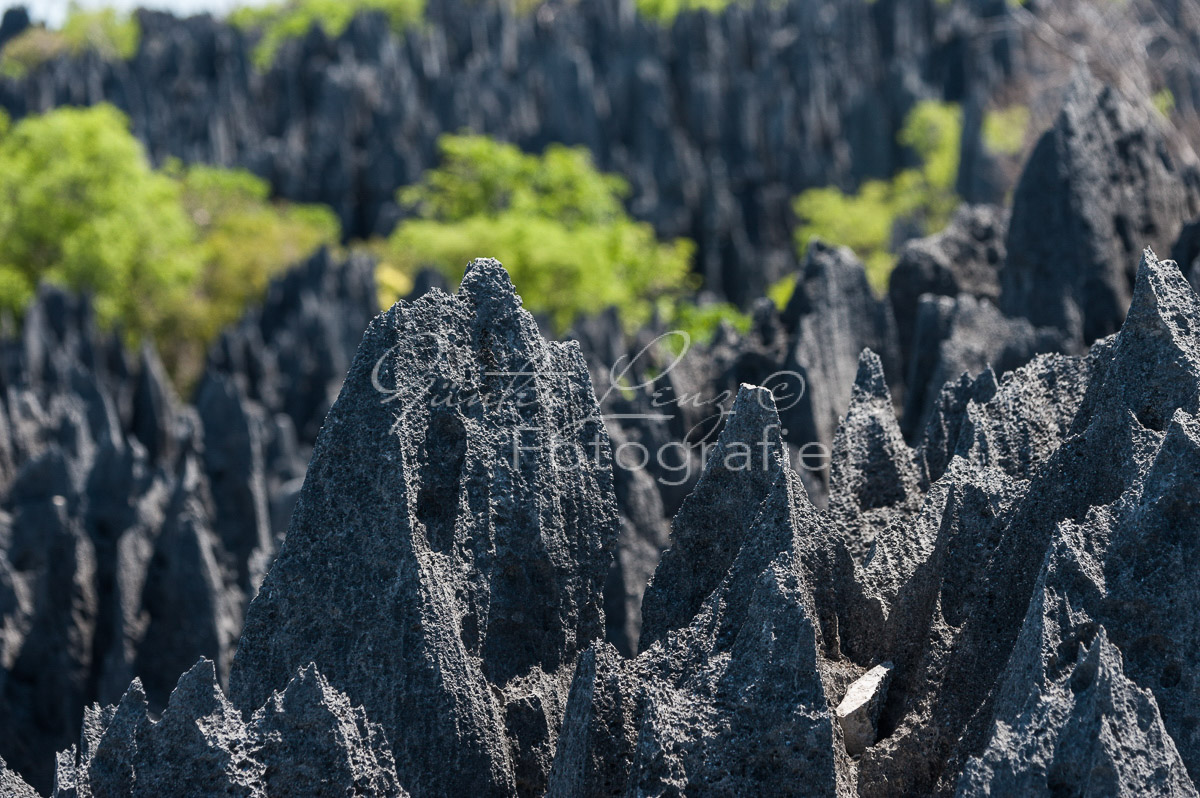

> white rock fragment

[{"left": 836, "top": 662, "right": 894, "bottom": 756}]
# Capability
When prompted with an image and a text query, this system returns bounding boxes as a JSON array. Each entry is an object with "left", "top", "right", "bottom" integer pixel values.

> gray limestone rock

[
  {"left": 889, "top": 204, "right": 1008, "bottom": 372},
  {"left": 780, "top": 240, "right": 901, "bottom": 464},
  {"left": 858, "top": 248, "right": 1200, "bottom": 796},
  {"left": 0, "top": 266, "right": 359, "bottom": 791},
  {"left": 0, "top": 755, "right": 37, "bottom": 798},
  {"left": 902, "top": 293, "right": 1069, "bottom": 441},
  {"left": 228, "top": 259, "right": 619, "bottom": 797},
  {"left": 52, "top": 658, "right": 405, "bottom": 797},
  {"left": 0, "top": 0, "right": 1030, "bottom": 305},
  {"left": 549, "top": 385, "right": 854, "bottom": 797},
  {"left": 1002, "top": 75, "right": 1200, "bottom": 343},
  {"left": 638, "top": 385, "right": 791, "bottom": 649},
  {"left": 836, "top": 663, "right": 893, "bottom": 757},
  {"left": 828, "top": 350, "right": 922, "bottom": 563}
]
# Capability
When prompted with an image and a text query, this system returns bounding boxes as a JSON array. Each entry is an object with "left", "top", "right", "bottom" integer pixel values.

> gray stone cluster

[
  {"left": 1, "top": 244, "right": 1196, "bottom": 796},
  {"left": 587, "top": 73, "right": 1200, "bottom": 657},
  {"left": 0, "top": 249, "right": 376, "bottom": 792},
  {"left": 1, "top": 17, "right": 1200, "bottom": 796}
]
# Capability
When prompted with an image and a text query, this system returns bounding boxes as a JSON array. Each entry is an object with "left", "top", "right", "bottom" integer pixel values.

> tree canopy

[
  {"left": 791, "top": 100, "right": 962, "bottom": 291},
  {"left": 0, "top": 104, "right": 341, "bottom": 387},
  {"left": 383, "top": 134, "right": 696, "bottom": 334},
  {"left": 230, "top": 0, "right": 425, "bottom": 69},
  {"left": 0, "top": 7, "right": 140, "bottom": 79}
]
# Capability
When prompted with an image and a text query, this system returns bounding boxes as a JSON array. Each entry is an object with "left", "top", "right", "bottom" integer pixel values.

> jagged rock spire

[
  {"left": 829, "top": 349, "right": 920, "bottom": 522},
  {"left": 1074, "top": 248, "right": 1200, "bottom": 432},
  {"left": 638, "top": 384, "right": 788, "bottom": 649},
  {"left": 52, "top": 659, "right": 405, "bottom": 797},
  {"left": 549, "top": 383, "right": 851, "bottom": 797},
  {"left": 0, "top": 756, "right": 37, "bottom": 798},
  {"left": 780, "top": 241, "right": 900, "bottom": 462},
  {"left": 229, "top": 259, "right": 619, "bottom": 797},
  {"left": 1002, "top": 74, "right": 1200, "bottom": 343}
]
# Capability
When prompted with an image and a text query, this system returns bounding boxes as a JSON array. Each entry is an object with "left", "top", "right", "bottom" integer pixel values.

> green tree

[
  {"left": 384, "top": 134, "right": 695, "bottom": 333},
  {"left": 1, "top": 6, "right": 140, "bottom": 79},
  {"left": 792, "top": 100, "right": 962, "bottom": 291},
  {"left": 230, "top": 0, "right": 425, "bottom": 69},
  {"left": 174, "top": 163, "right": 340, "bottom": 338},
  {"left": 635, "top": 0, "right": 737, "bottom": 25},
  {"left": 0, "top": 104, "right": 342, "bottom": 388},
  {"left": 168, "top": 163, "right": 342, "bottom": 382},
  {"left": 982, "top": 104, "right": 1030, "bottom": 156},
  {"left": 0, "top": 104, "right": 198, "bottom": 339}
]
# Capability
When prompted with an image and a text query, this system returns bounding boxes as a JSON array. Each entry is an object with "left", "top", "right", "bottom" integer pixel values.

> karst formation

[{"left": 3, "top": 0, "right": 1200, "bottom": 794}]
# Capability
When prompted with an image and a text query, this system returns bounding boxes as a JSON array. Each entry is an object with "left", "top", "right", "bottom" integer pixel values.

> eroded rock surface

[
  {"left": 1002, "top": 74, "right": 1200, "bottom": 343},
  {"left": 229, "top": 259, "right": 619, "bottom": 797},
  {"left": 48, "top": 658, "right": 404, "bottom": 797}
]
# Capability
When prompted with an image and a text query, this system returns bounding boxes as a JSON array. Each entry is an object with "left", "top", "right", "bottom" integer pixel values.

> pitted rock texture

[
  {"left": 1001, "top": 74, "right": 1200, "bottom": 344},
  {"left": 44, "top": 658, "right": 404, "bottom": 797},
  {"left": 889, "top": 204, "right": 1008, "bottom": 374},
  {"left": 8, "top": 70, "right": 1200, "bottom": 791},
  {"left": 0, "top": 254, "right": 369, "bottom": 793},
  {"left": 552, "top": 248, "right": 1200, "bottom": 796},
  {"left": 549, "top": 385, "right": 857, "bottom": 797},
  {"left": 228, "top": 259, "right": 620, "bottom": 798},
  {"left": 780, "top": 240, "right": 902, "bottom": 468},
  {"left": 7, "top": 250, "right": 1200, "bottom": 796}
]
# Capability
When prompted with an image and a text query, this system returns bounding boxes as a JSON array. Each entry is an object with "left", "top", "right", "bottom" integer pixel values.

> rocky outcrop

[
  {"left": 0, "top": 253, "right": 370, "bottom": 793},
  {"left": 5, "top": 247, "right": 1200, "bottom": 795},
  {"left": 548, "top": 385, "right": 857, "bottom": 796},
  {"left": 901, "top": 293, "right": 1068, "bottom": 439},
  {"left": 889, "top": 204, "right": 1008, "bottom": 373},
  {"left": 228, "top": 259, "right": 619, "bottom": 797},
  {"left": 856, "top": 249, "right": 1200, "bottom": 795},
  {"left": 1001, "top": 74, "right": 1200, "bottom": 344},
  {"left": 47, "top": 658, "right": 405, "bottom": 797},
  {"left": 781, "top": 240, "right": 902, "bottom": 465}
]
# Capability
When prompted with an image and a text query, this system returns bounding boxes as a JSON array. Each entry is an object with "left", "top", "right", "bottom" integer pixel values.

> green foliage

[
  {"left": 1, "top": 6, "right": 139, "bottom": 79},
  {"left": 899, "top": 100, "right": 961, "bottom": 196},
  {"left": 0, "top": 104, "right": 340, "bottom": 387},
  {"left": 635, "top": 0, "right": 736, "bottom": 25},
  {"left": 1154, "top": 88, "right": 1176, "bottom": 119},
  {"left": 767, "top": 274, "right": 796, "bottom": 310},
  {"left": 982, "top": 104, "right": 1030, "bottom": 156},
  {"left": 230, "top": 0, "right": 424, "bottom": 69},
  {"left": 792, "top": 100, "right": 962, "bottom": 292},
  {"left": 172, "top": 163, "right": 342, "bottom": 347},
  {"left": 662, "top": 300, "right": 751, "bottom": 354},
  {"left": 385, "top": 134, "right": 695, "bottom": 333},
  {"left": 0, "top": 104, "right": 198, "bottom": 339}
]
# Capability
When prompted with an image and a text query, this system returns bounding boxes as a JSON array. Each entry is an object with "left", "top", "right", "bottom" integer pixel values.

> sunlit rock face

[{"left": 229, "top": 259, "right": 620, "bottom": 798}]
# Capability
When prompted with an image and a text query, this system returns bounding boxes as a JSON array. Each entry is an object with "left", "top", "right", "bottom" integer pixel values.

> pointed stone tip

[
  {"left": 279, "top": 662, "right": 331, "bottom": 704},
  {"left": 119, "top": 677, "right": 149, "bottom": 708},
  {"left": 1124, "top": 246, "right": 1199, "bottom": 333},
  {"left": 460, "top": 258, "right": 515, "bottom": 295},
  {"left": 715, "top": 385, "right": 784, "bottom": 460},
  {"left": 1166, "top": 408, "right": 1200, "bottom": 440},
  {"left": 852, "top": 349, "right": 888, "bottom": 400},
  {"left": 179, "top": 657, "right": 218, "bottom": 687},
  {"left": 458, "top": 258, "right": 524, "bottom": 320},
  {"left": 167, "top": 658, "right": 221, "bottom": 705},
  {"left": 731, "top": 384, "right": 780, "bottom": 425}
]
